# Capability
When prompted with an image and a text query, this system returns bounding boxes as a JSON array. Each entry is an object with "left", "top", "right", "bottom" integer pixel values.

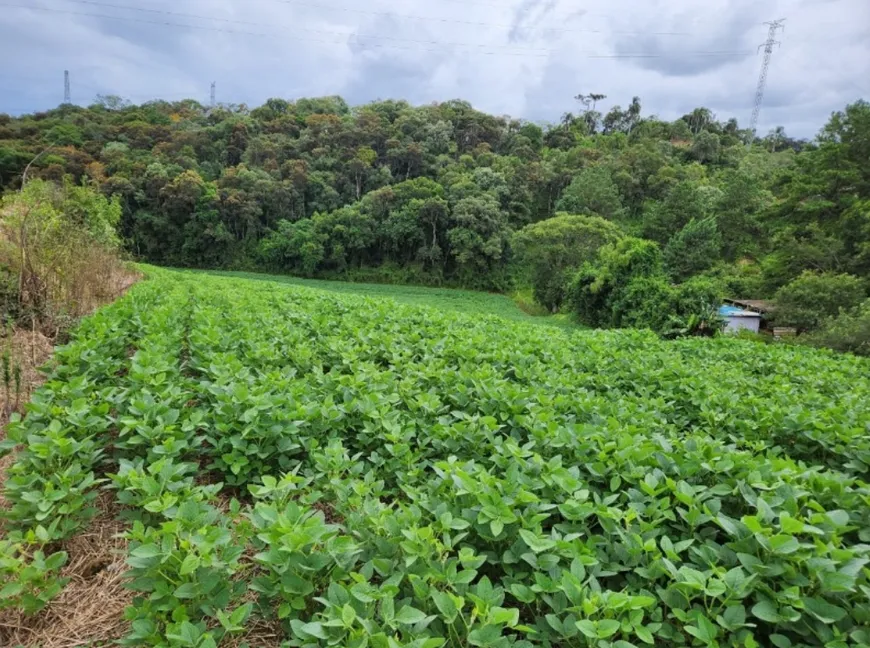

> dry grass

[
  {"left": 224, "top": 615, "right": 285, "bottom": 648},
  {"left": 0, "top": 493, "right": 132, "bottom": 648},
  {"left": 0, "top": 275, "right": 140, "bottom": 647}
]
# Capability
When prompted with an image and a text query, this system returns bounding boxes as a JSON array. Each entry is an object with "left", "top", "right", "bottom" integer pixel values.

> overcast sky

[{"left": 0, "top": 0, "right": 867, "bottom": 137}]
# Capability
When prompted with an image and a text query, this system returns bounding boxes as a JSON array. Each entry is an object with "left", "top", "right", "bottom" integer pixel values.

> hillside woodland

[{"left": 0, "top": 96, "right": 868, "bottom": 352}]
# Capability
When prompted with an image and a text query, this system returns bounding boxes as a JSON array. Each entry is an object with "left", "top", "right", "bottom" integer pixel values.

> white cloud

[{"left": 0, "top": 0, "right": 866, "bottom": 136}]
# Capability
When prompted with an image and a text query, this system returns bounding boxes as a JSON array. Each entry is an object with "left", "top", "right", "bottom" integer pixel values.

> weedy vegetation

[{"left": 1, "top": 268, "right": 869, "bottom": 648}]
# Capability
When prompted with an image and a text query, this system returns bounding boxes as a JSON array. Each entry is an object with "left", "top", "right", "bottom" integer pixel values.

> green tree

[
  {"left": 663, "top": 217, "right": 722, "bottom": 281},
  {"left": 258, "top": 219, "right": 325, "bottom": 276},
  {"left": 556, "top": 166, "right": 625, "bottom": 221},
  {"left": 569, "top": 237, "right": 665, "bottom": 327},
  {"left": 807, "top": 297, "right": 870, "bottom": 355},
  {"left": 773, "top": 271, "right": 866, "bottom": 331},
  {"left": 448, "top": 196, "right": 511, "bottom": 288},
  {"left": 512, "top": 213, "right": 623, "bottom": 311},
  {"left": 642, "top": 180, "right": 712, "bottom": 244},
  {"left": 691, "top": 131, "right": 721, "bottom": 164}
]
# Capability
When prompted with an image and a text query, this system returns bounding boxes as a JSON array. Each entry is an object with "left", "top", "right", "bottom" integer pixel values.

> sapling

[
  {"left": 13, "top": 363, "right": 22, "bottom": 411},
  {"left": 2, "top": 349, "right": 9, "bottom": 418}
]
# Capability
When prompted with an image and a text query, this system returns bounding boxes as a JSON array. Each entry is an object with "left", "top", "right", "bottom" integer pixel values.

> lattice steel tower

[
  {"left": 210, "top": 81, "right": 216, "bottom": 107},
  {"left": 748, "top": 19, "right": 785, "bottom": 144},
  {"left": 63, "top": 70, "right": 70, "bottom": 104}
]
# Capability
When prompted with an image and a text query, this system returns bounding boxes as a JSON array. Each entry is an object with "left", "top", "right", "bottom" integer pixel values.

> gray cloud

[
  {"left": 508, "top": 0, "right": 558, "bottom": 43},
  {"left": 0, "top": 0, "right": 867, "bottom": 137}
]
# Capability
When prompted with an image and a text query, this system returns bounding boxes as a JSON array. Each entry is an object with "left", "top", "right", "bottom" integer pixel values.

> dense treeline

[{"left": 0, "top": 95, "right": 868, "bottom": 349}]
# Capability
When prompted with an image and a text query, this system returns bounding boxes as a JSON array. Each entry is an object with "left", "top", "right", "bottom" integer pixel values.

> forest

[{"left": 0, "top": 94, "right": 868, "bottom": 351}]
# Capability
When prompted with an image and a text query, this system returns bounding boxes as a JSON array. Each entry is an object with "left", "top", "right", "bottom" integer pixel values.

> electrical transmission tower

[
  {"left": 748, "top": 19, "right": 785, "bottom": 144},
  {"left": 210, "top": 81, "right": 216, "bottom": 107},
  {"left": 63, "top": 70, "right": 70, "bottom": 104}
]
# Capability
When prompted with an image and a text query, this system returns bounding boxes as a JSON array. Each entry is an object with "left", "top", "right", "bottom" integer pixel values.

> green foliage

[
  {"left": 569, "top": 237, "right": 665, "bottom": 328},
  {"left": 806, "top": 297, "right": 870, "bottom": 356},
  {"left": 571, "top": 239, "right": 723, "bottom": 334},
  {"left": 0, "top": 178, "right": 126, "bottom": 326},
  {"left": 773, "top": 271, "right": 866, "bottom": 331},
  {"left": 555, "top": 166, "right": 626, "bottom": 221},
  {"left": 0, "top": 537, "right": 68, "bottom": 615},
  {"left": 512, "top": 213, "right": 623, "bottom": 311},
  {"left": 1, "top": 96, "right": 869, "bottom": 344},
  {"left": 1, "top": 268, "right": 870, "bottom": 646},
  {"left": 663, "top": 217, "right": 722, "bottom": 281}
]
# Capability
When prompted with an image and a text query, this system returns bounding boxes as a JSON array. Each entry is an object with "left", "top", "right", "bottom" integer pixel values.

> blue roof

[{"left": 719, "top": 305, "right": 761, "bottom": 317}]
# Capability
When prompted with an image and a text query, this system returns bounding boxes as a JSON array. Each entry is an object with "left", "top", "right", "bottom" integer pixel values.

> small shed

[
  {"left": 722, "top": 298, "right": 774, "bottom": 315},
  {"left": 719, "top": 305, "right": 762, "bottom": 334}
]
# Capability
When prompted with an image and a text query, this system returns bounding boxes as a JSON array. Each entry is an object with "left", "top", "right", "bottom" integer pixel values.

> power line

[
  {"left": 749, "top": 18, "right": 785, "bottom": 144},
  {"left": 263, "top": 0, "right": 695, "bottom": 36},
  {"left": 52, "top": 0, "right": 553, "bottom": 53},
  {"left": 54, "top": 0, "right": 698, "bottom": 37},
  {"left": 1, "top": 3, "right": 754, "bottom": 59}
]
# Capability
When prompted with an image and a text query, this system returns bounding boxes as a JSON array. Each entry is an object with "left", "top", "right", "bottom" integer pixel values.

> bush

[
  {"left": 702, "top": 260, "right": 766, "bottom": 299},
  {"left": 773, "top": 271, "right": 866, "bottom": 331},
  {"left": 512, "top": 213, "right": 623, "bottom": 311},
  {"left": 555, "top": 166, "right": 625, "bottom": 221},
  {"left": 610, "top": 276, "right": 674, "bottom": 330},
  {"left": 670, "top": 275, "right": 724, "bottom": 319},
  {"left": 806, "top": 298, "right": 870, "bottom": 355},
  {"left": 663, "top": 217, "right": 721, "bottom": 281},
  {"left": 0, "top": 178, "right": 131, "bottom": 327},
  {"left": 568, "top": 237, "right": 668, "bottom": 329},
  {"left": 571, "top": 238, "right": 725, "bottom": 335}
]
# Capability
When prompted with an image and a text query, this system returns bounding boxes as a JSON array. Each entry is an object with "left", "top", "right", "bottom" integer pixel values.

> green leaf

[
  {"left": 431, "top": 590, "right": 459, "bottom": 622},
  {"left": 509, "top": 583, "right": 535, "bottom": 604},
  {"left": 518, "top": 529, "right": 556, "bottom": 553},
  {"left": 468, "top": 625, "right": 501, "bottom": 646},
  {"left": 179, "top": 553, "right": 200, "bottom": 576},
  {"left": 634, "top": 625, "right": 654, "bottom": 644},
  {"left": 488, "top": 606, "right": 519, "bottom": 627},
  {"left": 770, "top": 634, "right": 793, "bottom": 648},
  {"left": 598, "top": 619, "right": 621, "bottom": 638},
  {"left": 752, "top": 600, "right": 781, "bottom": 623},
  {"left": 768, "top": 534, "right": 800, "bottom": 555},
  {"left": 629, "top": 595, "right": 656, "bottom": 609},
  {"left": 174, "top": 583, "right": 199, "bottom": 599},
  {"left": 299, "top": 622, "right": 327, "bottom": 639},
  {"left": 575, "top": 619, "right": 597, "bottom": 638},
  {"left": 395, "top": 606, "right": 428, "bottom": 625},
  {"left": 44, "top": 551, "right": 68, "bottom": 571},
  {"left": 826, "top": 510, "right": 850, "bottom": 527},
  {"left": 804, "top": 597, "right": 847, "bottom": 623},
  {"left": 719, "top": 604, "right": 746, "bottom": 629},
  {"left": 0, "top": 581, "right": 24, "bottom": 599},
  {"left": 685, "top": 615, "right": 717, "bottom": 643},
  {"left": 342, "top": 603, "right": 357, "bottom": 626},
  {"left": 230, "top": 602, "right": 253, "bottom": 627}
]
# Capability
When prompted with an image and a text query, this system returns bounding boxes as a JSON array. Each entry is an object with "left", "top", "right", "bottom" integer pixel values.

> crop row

[{"left": 2, "top": 269, "right": 869, "bottom": 647}]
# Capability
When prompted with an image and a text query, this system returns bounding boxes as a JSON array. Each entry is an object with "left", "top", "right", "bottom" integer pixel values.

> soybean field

[{"left": 2, "top": 269, "right": 869, "bottom": 648}]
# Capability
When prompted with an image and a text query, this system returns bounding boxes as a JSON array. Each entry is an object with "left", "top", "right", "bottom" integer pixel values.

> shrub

[
  {"left": 0, "top": 178, "right": 131, "bottom": 327},
  {"left": 663, "top": 217, "right": 722, "bottom": 281},
  {"left": 512, "top": 213, "right": 623, "bottom": 311},
  {"left": 807, "top": 298, "right": 870, "bottom": 355},
  {"left": 555, "top": 166, "right": 625, "bottom": 221},
  {"left": 610, "top": 276, "right": 674, "bottom": 330},
  {"left": 670, "top": 275, "right": 724, "bottom": 319},
  {"left": 773, "top": 271, "right": 866, "bottom": 331},
  {"left": 703, "top": 260, "right": 766, "bottom": 299},
  {"left": 568, "top": 237, "right": 666, "bottom": 328}
]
